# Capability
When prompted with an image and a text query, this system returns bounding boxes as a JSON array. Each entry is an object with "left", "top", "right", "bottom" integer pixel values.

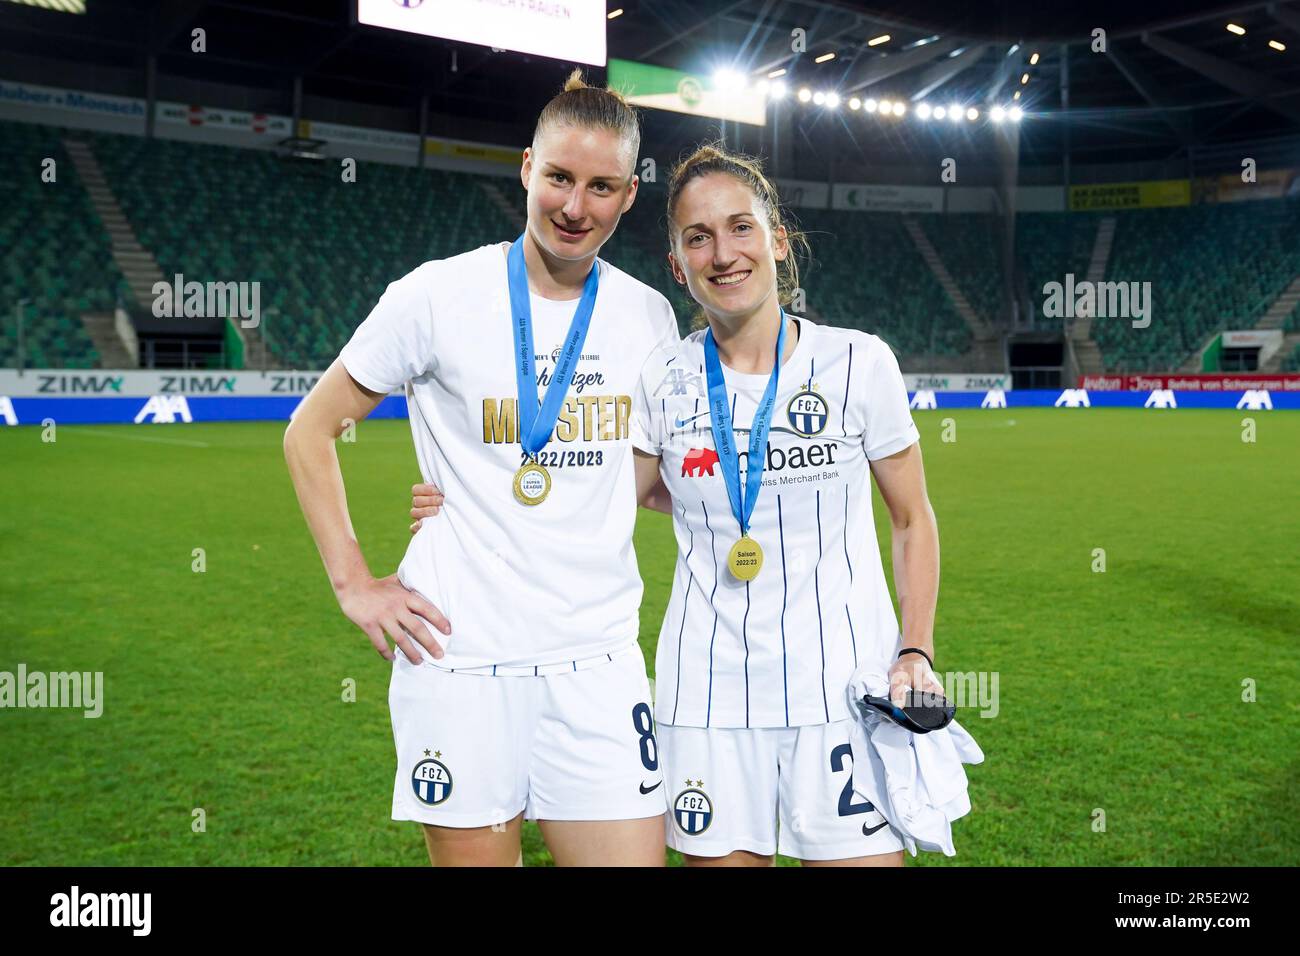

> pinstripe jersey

[{"left": 631, "top": 316, "right": 919, "bottom": 728}]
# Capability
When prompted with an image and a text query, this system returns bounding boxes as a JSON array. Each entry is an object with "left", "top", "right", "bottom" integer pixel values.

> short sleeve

[
  {"left": 338, "top": 263, "right": 437, "bottom": 394},
  {"left": 630, "top": 350, "right": 667, "bottom": 455},
  {"left": 861, "top": 336, "right": 920, "bottom": 461}
]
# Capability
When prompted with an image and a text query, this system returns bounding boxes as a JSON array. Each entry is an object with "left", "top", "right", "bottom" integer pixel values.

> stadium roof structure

[{"left": 2, "top": 0, "right": 1299, "bottom": 169}]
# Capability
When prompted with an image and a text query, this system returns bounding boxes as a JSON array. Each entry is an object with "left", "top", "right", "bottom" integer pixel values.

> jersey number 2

[{"left": 829, "top": 743, "right": 876, "bottom": 816}]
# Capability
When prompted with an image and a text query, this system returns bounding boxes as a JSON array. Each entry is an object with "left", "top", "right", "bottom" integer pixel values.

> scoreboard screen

[{"left": 356, "top": 0, "right": 607, "bottom": 66}]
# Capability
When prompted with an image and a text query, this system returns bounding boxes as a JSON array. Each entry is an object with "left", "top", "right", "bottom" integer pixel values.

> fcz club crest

[
  {"left": 411, "top": 754, "right": 452, "bottom": 806},
  {"left": 673, "top": 785, "right": 713, "bottom": 835},
  {"left": 787, "top": 385, "right": 828, "bottom": 437}
]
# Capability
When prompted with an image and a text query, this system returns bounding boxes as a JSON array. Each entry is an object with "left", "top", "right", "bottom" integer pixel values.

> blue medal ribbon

[
  {"left": 703, "top": 310, "right": 788, "bottom": 539},
  {"left": 507, "top": 233, "right": 600, "bottom": 457}
]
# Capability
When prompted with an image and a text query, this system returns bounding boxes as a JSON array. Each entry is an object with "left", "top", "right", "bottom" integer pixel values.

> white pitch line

[{"left": 62, "top": 428, "right": 211, "bottom": 448}]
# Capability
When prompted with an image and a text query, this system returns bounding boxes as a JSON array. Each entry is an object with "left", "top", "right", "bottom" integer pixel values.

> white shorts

[
  {"left": 659, "top": 720, "right": 907, "bottom": 861},
  {"left": 388, "top": 643, "right": 666, "bottom": 827}
]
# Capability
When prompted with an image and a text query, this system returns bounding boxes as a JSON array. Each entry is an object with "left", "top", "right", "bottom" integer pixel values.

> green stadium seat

[{"left": 8, "top": 117, "right": 1300, "bottom": 374}]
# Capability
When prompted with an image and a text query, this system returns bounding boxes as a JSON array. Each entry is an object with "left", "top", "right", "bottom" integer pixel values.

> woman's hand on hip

[{"left": 336, "top": 572, "right": 450, "bottom": 662}]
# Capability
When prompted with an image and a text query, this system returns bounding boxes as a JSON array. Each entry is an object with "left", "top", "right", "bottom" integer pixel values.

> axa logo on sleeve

[
  {"left": 653, "top": 367, "right": 705, "bottom": 398},
  {"left": 50, "top": 886, "right": 151, "bottom": 936}
]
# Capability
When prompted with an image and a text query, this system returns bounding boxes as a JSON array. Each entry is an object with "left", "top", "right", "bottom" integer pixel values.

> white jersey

[
  {"left": 340, "top": 242, "right": 679, "bottom": 670},
  {"left": 631, "top": 317, "right": 919, "bottom": 728}
]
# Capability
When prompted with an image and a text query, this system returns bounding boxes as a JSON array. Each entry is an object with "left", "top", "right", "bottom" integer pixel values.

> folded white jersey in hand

[{"left": 845, "top": 666, "right": 985, "bottom": 857}]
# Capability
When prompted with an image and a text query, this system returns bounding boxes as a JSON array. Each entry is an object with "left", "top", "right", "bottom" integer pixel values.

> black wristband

[{"left": 897, "top": 647, "right": 934, "bottom": 669}]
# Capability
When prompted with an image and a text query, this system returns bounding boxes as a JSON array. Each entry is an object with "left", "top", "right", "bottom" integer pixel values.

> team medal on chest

[
  {"left": 727, "top": 535, "right": 763, "bottom": 581},
  {"left": 704, "top": 309, "right": 788, "bottom": 582},
  {"left": 505, "top": 233, "right": 600, "bottom": 506},
  {"left": 512, "top": 459, "right": 551, "bottom": 505}
]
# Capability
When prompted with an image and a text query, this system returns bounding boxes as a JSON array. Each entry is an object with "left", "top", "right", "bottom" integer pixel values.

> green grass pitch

[{"left": 1, "top": 408, "right": 1296, "bottom": 866}]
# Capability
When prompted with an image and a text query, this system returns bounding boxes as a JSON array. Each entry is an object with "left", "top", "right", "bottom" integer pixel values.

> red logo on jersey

[{"left": 681, "top": 448, "right": 720, "bottom": 477}]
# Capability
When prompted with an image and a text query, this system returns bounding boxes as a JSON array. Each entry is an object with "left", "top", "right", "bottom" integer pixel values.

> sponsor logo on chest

[{"left": 679, "top": 440, "right": 840, "bottom": 478}]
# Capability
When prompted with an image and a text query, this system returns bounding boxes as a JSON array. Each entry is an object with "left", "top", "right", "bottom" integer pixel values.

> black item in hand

[{"left": 857, "top": 689, "right": 956, "bottom": 734}]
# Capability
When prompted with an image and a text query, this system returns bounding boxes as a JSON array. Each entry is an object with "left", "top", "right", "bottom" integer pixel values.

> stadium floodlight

[
  {"left": 770, "top": 80, "right": 789, "bottom": 99},
  {"left": 1013, "top": 89, "right": 1021, "bottom": 100},
  {"left": 813, "top": 91, "right": 826, "bottom": 105},
  {"left": 948, "top": 104, "right": 962, "bottom": 121},
  {"left": 892, "top": 100, "right": 906, "bottom": 116},
  {"left": 990, "top": 105, "right": 1006, "bottom": 123},
  {"left": 1021, "top": 72, "right": 1030, "bottom": 84},
  {"left": 865, "top": 98, "right": 878, "bottom": 113},
  {"left": 1029, "top": 51, "right": 1040, "bottom": 65},
  {"left": 607, "top": 7, "right": 624, "bottom": 18},
  {"left": 869, "top": 34, "right": 891, "bottom": 46},
  {"left": 876, "top": 98, "right": 892, "bottom": 114},
  {"left": 932, "top": 105, "right": 946, "bottom": 119},
  {"left": 714, "top": 68, "right": 745, "bottom": 92},
  {"left": 815, "top": 52, "right": 836, "bottom": 64},
  {"left": 1269, "top": 40, "right": 1286, "bottom": 52},
  {"left": 768, "top": 68, "right": 787, "bottom": 78},
  {"left": 1009, "top": 105, "right": 1023, "bottom": 121},
  {"left": 966, "top": 107, "right": 979, "bottom": 121},
  {"left": 849, "top": 96, "right": 862, "bottom": 110},
  {"left": 916, "top": 103, "right": 932, "bottom": 119},
  {"left": 1226, "top": 23, "right": 1246, "bottom": 36},
  {"left": 755, "top": 78, "right": 770, "bottom": 95},
  {"left": 825, "top": 92, "right": 841, "bottom": 109},
  {"left": 798, "top": 87, "right": 813, "bottom": 103}
]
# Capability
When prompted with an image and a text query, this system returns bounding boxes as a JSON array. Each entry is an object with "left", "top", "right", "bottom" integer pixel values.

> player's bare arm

[
  {"left": 869, "top": 441, "right": 943, "bottom": 706},
  {"left": 634, "top": 449, "right": 671, "bottom": 514},
  {"left": 284, "top": 358, "right": 451, "bottom": 662}
]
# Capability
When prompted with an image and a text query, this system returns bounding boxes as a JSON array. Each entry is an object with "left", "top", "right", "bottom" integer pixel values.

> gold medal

[
  {"left": 513, "top": 461, "right": 551, "bottom": 506},
  {"left": 727, "top": 535, "right": 763, "bottom": 581}
]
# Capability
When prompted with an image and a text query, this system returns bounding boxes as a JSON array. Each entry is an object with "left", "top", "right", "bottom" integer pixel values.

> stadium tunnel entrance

[{"left": 1008, "top": 337, "right": 1064, "bottom": 389}]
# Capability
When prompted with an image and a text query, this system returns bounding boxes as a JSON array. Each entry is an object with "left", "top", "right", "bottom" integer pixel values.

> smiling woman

[
  {"left": 282, "top": 69, "right": 681, "bottom": 868},
  {"left": 625, "top": 142, "right": 945, "bottom": 868},
  {"left": 665, "top": 144, "right": 810, "bottom": 331}
]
